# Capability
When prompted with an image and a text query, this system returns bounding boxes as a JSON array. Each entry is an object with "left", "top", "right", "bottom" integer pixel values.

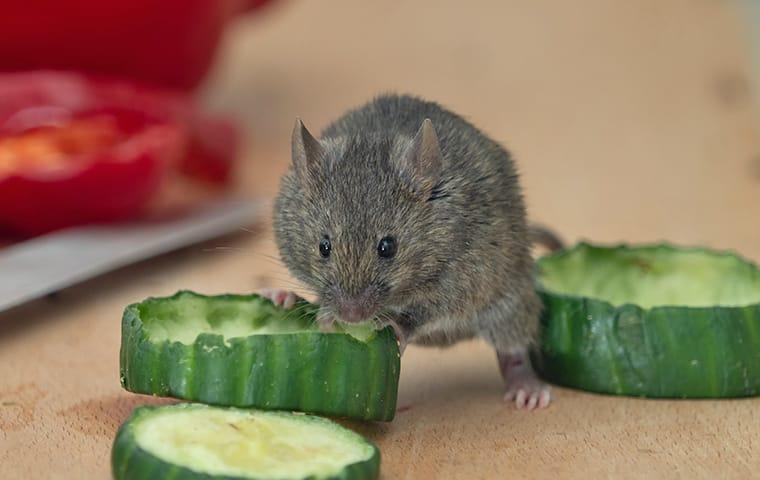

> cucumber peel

[
  {"left": 120, "top": 291, "right": 400, "bottom": 421},
  {"left": 111, "top": 403, "right": 380, "bottom": 480},
  {"left": 534, "top": 243, "right": 760, "bottom": 398}
]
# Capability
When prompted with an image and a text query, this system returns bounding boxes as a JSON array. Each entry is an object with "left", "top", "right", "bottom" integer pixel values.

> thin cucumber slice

[
  {"left": 534, "top": 242, "right": 760, "bottom": 398},
  {"left": 120, "top": 291, "right": 400, "bottom": 421},
  {"left": 112, "top": 403, "right": 380, "bottom": 480}
]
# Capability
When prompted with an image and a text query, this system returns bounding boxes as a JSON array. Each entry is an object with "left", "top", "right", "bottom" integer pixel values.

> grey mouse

[{"left": 264, "top": 94, "right": 562, "bottom": 409}]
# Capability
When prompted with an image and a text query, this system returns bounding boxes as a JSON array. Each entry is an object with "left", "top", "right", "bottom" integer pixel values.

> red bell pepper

[
  {"left": 0, "top": 71, "right": 238, "bottom": 236},
  {"left": 0, "top": 0, "right": 275, "bottom": 90}
]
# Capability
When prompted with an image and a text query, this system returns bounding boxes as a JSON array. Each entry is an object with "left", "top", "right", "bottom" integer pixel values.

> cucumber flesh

[
  {"left": 539, "top": 243, "right": 760, "bottom": 308},
  {"left": 535, "top": 243, "right": 760, "bottom": 398},
  {"left": 113, "top": 404, "right": 380, "bottom": 480},
  {"left": 120, "top": 291, "right": 400, "bottom": 421},
  {"left": 139, "top": 294, "right": 377, "bottom": 344}
]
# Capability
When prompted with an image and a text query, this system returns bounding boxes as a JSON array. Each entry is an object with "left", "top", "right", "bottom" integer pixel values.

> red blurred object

[
  {"left": 0, "top": 72, "right": 239, "bottom": 235},
  {"left": 0, "top": 0, "right": 275, "bottom": 90}
]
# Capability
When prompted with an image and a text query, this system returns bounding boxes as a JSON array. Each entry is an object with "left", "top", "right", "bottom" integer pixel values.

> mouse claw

[
  {"left": 538, "top": 389, "right": 551, "bottom": 409},
  {"left": 504, "top": 384, "right": 552, "bottom": 410}
]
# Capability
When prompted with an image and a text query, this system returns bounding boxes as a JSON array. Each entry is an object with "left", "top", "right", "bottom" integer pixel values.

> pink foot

[
  {"left": 498, "top": 350, "right": 551, "bottom": 410},
  {"left": 260, "top": 289, "right": 302, "bottom": 309}
]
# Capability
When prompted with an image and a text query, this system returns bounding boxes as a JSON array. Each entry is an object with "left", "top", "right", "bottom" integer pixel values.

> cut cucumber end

[
  {"left": 537, "top": 242, "right": 760, "bottom": 309},
  {"left": 120, "top": 291, "right": 400, "bottom": 421},
  {"left": 112, "top": 403, "right": 380, "bottom": 480},
  {"left": 137, "top": 291, "right": 379, "bottom": 344},
  {"left": 534, "top": 243, "right": 760, "bottom": 398}
]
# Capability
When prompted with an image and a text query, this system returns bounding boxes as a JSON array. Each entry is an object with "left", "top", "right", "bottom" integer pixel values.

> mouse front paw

[{"left": 259, "top": 289, "right": 303, "bottom": 309}]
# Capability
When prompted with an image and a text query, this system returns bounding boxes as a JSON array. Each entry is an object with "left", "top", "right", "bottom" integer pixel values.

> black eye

[
  {"left": 377, "top": 236, "right": 397, "bottom": 259},
  {"left": 319, "top": 236, "right": 331, "bottom": 258}
]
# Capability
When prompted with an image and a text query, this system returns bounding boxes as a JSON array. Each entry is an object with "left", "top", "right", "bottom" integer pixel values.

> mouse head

[{"left": 274, "top": 118, "right": 453, "bottom": 324}]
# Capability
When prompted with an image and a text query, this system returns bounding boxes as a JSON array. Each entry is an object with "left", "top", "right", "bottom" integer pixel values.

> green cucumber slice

[
  {"left": 533, "top": 243, "right": 760, "bottom": 398},
  {"left": 112, "top": 403, "right": 380, "bottom": 480},
  {"left": 120, "top": 291, "right": 400, "bottom": 421}
]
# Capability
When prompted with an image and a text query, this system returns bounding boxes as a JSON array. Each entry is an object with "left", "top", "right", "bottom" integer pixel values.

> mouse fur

[{"left": 275, "top": 93, "right": 542, "bottom": 353}]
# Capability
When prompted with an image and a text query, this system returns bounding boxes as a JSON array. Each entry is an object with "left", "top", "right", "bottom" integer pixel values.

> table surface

[{"left": 2, "top": 1, "right": 760, "bottom": 478}]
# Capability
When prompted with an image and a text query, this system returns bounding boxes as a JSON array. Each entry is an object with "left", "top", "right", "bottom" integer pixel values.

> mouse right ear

[
  {"left": 395, "top": 118, "right": 442, "bottom": 198},
  {"left": 291, "top": 118, "right": 324, "bottom": 176}
]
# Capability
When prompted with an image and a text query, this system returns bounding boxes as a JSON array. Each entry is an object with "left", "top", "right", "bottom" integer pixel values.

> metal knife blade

[{"left": 0, "top": 198, "right": 263, "bottom": 313}]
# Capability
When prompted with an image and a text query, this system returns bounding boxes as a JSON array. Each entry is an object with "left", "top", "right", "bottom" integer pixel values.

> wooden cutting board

[
  {"left": 1, "top": 225, "right": 758, "bottom": 479},
  {"left": 2, "top": 0, "right": 760, "bottom": 477}
]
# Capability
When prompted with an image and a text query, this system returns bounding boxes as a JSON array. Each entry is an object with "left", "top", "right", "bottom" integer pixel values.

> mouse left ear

[
  {"left": 292, "top": 118, "right": 325, "bottom": 177},
  {"left": 395, "top": 118, "right": 442, "bottom": 197}
]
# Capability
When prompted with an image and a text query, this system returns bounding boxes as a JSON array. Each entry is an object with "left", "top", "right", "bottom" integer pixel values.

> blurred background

[
  {"left": 1, "top": 0, "right": 759, "bottom": 253},
  {"left": 203, "top": 0, "right": 760, "bottom": 256}
]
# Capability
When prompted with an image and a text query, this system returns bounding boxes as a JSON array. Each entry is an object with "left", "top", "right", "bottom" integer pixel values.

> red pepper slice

[{"left": 0, "top": 72, "right": 238, "bottom": 236}]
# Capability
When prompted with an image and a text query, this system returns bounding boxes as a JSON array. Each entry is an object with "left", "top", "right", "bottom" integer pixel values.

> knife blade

[{"left": 0, "top": 198, "right": 263, "bottom": 313}]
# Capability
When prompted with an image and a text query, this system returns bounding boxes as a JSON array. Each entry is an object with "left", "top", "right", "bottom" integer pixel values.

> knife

[{"left": 0, "top": 198, "right": 263, "bottom": 313}]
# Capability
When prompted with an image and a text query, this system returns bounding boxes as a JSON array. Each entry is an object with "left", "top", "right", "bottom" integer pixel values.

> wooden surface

[{"left": 3, "top": 1, "right": 760, "bottom": 478}]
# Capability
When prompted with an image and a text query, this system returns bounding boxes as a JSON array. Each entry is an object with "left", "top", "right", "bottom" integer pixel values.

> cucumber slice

[
  {"left": 534, "top": 243, "right": 760, "bottom": 398},
  {"left": 112, "top": 403, "right": 380, "bottom": 480},
  {"left": 120, "top": 291, "right": 400, "bottom": 421}
]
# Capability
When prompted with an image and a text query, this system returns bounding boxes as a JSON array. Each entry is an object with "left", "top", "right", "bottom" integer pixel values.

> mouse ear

[
  {"left": 395, "top": 118, "right": 442, "bottom": 197},
  {"left": 291, "top": 118, "right": 324, "bottom": 175}
]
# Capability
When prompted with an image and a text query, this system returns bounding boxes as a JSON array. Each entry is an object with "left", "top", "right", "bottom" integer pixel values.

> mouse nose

[
  {"left": 333, "top": 288, "right": 376, "bottom": 323},
  {"left": 339, "top": 303, "right": 367, "bottom": 323}
]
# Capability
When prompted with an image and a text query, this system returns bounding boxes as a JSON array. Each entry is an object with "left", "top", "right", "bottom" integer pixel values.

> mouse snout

[
  {"left": 332, "top": 287, "right": 377, "bottom": 323},
  {"left": 337, "top": 302, "right": 368, "bottom": 323}
]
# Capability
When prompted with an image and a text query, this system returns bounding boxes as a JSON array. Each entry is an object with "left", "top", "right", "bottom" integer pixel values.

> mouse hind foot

[{"left": 497, "top": 350, "right": 552, "bottom": 410}]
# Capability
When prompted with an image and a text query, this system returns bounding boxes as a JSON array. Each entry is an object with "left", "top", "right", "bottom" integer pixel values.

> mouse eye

[
  {"left": 319, "top": 236, "right": 332, "bottom": 258},
  {"left": 377, "top": 236, "right": 397, "bottom": 259}
]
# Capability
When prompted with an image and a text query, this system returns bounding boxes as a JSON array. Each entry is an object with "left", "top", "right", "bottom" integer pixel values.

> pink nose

[
  {"left": 338, "top": 303, "right": 367, "bottom": 323},
  {"left": 333, "top": 287, "right": 375, "bottom": 323}
]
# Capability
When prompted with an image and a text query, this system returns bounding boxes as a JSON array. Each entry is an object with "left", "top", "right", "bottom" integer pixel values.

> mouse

[{"left": 265, "top": 94, "right": 562, "bottom": 410}]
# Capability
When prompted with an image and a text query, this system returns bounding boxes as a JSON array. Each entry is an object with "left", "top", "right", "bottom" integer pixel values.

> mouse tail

[{"left": 528, "top": 224, "right": 564, "bottom": 252}]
